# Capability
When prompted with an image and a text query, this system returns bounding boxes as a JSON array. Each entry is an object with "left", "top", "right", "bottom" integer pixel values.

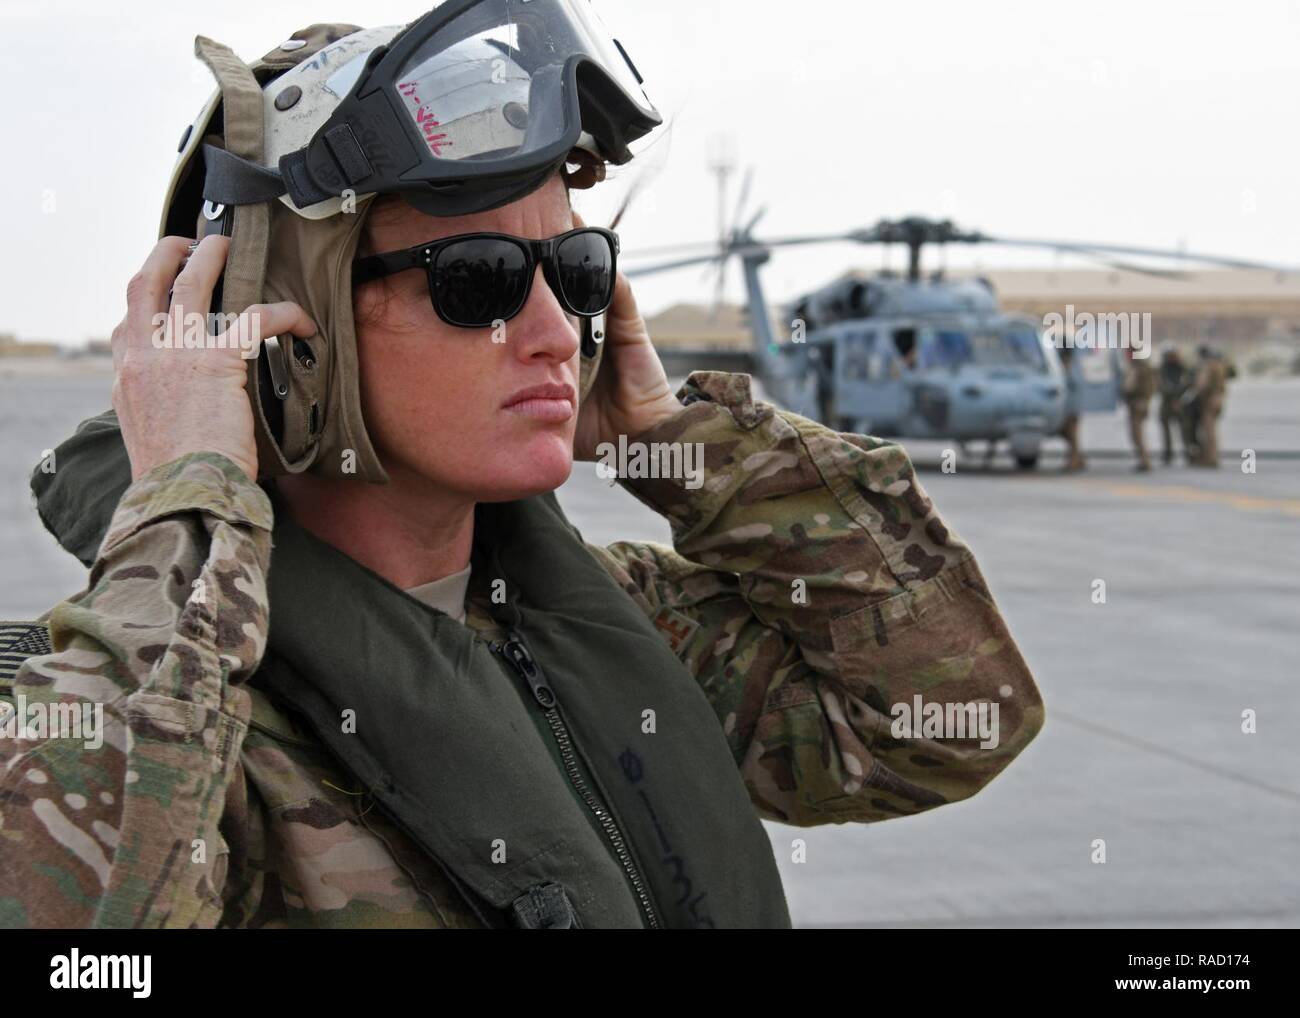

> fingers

[
  {"left": 165, "top": 234, "right": 230, "bottom": 340},
  {"left": 117, "top": 236, "right": 194, "bottom": 368},
  {"left": 116, "top": 232, "right": 315, "bottom": 372},
  {"left": 607, "top": 270, "right": 642, "bottom": 325},
  {"left": 225, "top": 302, "right": 319, "bottom": 362},
  {"left": 571, "top": 210, "right": 586, "bottom": 229}
]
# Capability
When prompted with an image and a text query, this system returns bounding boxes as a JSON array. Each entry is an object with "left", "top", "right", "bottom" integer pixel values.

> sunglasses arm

[{"left": 352, "top": 247, "right": 426, "bottom": 286}]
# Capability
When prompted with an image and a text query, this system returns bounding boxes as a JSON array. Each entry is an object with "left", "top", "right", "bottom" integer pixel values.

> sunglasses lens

[
  {"left": 431, "top": 238, "right": 529, "bottom": 326},
  {"left": 556, "top": 232, "right": 615, "bottom": 315}
]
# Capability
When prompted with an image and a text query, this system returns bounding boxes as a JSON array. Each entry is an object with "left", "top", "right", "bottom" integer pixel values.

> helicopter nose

[{"left": 988, "top": 382, "right": 1053, "bottom": 421}]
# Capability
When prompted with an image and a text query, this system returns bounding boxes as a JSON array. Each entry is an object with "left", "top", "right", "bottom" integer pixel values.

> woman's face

[{"left": 352, "top": 173, "right": 581, "bottom": 502}]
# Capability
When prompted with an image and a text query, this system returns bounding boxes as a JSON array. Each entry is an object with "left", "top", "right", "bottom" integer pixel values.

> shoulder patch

[{"left": 652, "top": 606, "right": 700, "bottom": 659}]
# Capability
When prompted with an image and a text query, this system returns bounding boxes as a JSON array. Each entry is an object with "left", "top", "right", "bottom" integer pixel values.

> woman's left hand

[{"left": 572, "top": 215, "right": 683, "bottom": 461}]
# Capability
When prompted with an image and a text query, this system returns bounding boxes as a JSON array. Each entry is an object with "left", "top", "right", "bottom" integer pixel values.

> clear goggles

[{"left": 283, "top": 0, "right": 662, "bottom": 215}]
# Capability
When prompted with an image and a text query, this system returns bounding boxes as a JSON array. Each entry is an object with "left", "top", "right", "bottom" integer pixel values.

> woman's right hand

[{"left": 111, "top": 234, "right": 318, "bottom": 483}]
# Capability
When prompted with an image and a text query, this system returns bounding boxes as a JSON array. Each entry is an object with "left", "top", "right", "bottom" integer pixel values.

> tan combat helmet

[{"left": 161, "top": 2, "right": 662, "bottom": 482}]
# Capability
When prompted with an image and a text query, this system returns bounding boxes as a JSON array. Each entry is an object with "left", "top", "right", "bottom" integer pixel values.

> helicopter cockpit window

[
  {"left": 841, "top": 331, "right": 872, "bottom": 381},
  {"left": 892, "top": 328, "right": 918, "bottom": 370},
  {"left": 921, "top": 330, "right": 973, "bottom": 369},
  {"left": 1003, "top": 325, "right": 1048, "bottom": 371},
  {"left": 920, "top": 328, "right": 1048, "bottom": 371}
]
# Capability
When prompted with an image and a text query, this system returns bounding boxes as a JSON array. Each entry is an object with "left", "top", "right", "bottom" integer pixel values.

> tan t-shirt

[{"left": 403, "top": 564, "right": 472, "bottom": 625}]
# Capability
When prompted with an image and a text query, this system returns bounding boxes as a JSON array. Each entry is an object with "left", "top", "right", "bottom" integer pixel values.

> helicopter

[{"left": 624, "top": 206, "right": 1285, "bottom": 468}]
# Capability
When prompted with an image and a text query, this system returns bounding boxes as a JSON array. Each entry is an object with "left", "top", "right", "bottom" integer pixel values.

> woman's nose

[{"left": 509, "top": 264, "right": 580, "bottom": 363}]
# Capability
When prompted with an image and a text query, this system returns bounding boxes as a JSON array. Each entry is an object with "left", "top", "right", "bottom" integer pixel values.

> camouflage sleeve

[
  {"left": 0, "top": 452, "right": 271, "bottom": 927},
  {"left": 591, "top": 371, "right": 1045, "bottom": 827}
]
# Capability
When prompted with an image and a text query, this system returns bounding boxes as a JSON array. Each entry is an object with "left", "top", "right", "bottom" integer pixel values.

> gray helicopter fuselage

[{"left": 762, "top": 276, "right": 1080, "bottom": 460}]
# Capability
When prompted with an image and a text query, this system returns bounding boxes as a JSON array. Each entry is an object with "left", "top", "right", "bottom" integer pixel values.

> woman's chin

[{"left": 473, "top": 433, "right": 574, "bottom": 501}]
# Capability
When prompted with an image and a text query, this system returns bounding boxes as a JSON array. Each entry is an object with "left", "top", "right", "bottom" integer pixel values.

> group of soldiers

[
  {"left": 1059, "top": 344, "right": 1233, "bottom": 471},
  {"left": 1129, "top": 345, "right": 1233, "bottom": 470}
]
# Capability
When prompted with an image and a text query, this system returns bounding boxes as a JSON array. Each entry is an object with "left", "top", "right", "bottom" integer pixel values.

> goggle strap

[
  {"left": 279, "top": 149, "right": 335, "bottom": 208},
  {"left": 323, "top": 125, "right": 375, "bottom": 187},
  {"left": 200, "top": 144, "right": 287, "bottom": 206}
]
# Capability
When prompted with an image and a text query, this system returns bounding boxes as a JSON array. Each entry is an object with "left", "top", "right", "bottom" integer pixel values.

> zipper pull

[{"left": 498, "top": 633, "right": 558, "bottom": 710}]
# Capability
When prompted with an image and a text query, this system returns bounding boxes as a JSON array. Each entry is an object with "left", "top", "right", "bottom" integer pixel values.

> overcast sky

[{"left": 1, "top": 0, "right": 1297, "bottom": 343}]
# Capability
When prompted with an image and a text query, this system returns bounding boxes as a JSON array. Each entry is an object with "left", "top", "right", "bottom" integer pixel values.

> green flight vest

[{"left": 28, "top": 412, "right": 792, "bottom": 929}]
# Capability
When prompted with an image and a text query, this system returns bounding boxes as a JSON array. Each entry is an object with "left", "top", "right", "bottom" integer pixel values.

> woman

[{"left": 0, "top": 7, "right": 1043, "bottom": 929}]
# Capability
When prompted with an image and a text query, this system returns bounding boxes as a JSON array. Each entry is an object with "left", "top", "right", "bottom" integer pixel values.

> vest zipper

[{"left": 493, "top": 631, "right": 661, "bottom": 930}]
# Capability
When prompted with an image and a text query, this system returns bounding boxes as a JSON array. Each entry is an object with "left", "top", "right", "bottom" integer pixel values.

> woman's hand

[
  {"left": 572, "top": 216, "right": 682, "bottom": 461},
  {"left": 111, "top": 234, "right": 317, "bottom": 483}
]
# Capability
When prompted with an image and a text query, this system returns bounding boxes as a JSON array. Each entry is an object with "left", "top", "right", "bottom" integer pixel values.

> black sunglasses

[{"left": 352, "top": 226, "right": 619, "bottom": 329}]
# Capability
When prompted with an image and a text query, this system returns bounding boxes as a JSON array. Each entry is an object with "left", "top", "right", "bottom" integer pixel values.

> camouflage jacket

[
  {"left": 1195, "top": 359, "right": 1229, "bottom": 402},
  {"left": 1158, "top": 360, "right": 1193, "bottom": 402},
  {"left": 1123, "top": 358, "right": 1157, "bottom": 402},
  {"left": 0, "top": 372, "right": 1044, "bottom": 928}
]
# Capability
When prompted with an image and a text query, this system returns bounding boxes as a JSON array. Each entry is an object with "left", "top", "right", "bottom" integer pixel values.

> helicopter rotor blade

[
  {"left": 711, "top": 258, "right": 728, "bottom": 313},
  {"left": 728, "top": 167, "right": 754, "bottom": 240},
  {"left": 623, "top": 221, "right": 1290, "bottom": 274},
  {"left": 621, "top": 239, "right": 734, "bottom": 258},
  {"left": 1057, "top": 249, "right": 1192, "bottom": 279},
  {"left": 621, "top": 229, "right": 866, "bottom": 263},
  {"left": 741, "top": 205, "right": 767, "bottom": 238},
  {"left": 980, "top": 236, "right": 1289, "bottom": 272},
  {"left": 756, "top": 223, "right": 1290, "bottom": 273},
  {"left": 625, "top": 251, "right": 730, "bottom": 278},
  {"left": 621, "top": 227, "right": 884, "bottom": 265},
  {"left": 624, "top": 234, "right": 853, "bottom": 275},
  {"left": 747, "top": 228, "right": 882, "bottom": 248}
]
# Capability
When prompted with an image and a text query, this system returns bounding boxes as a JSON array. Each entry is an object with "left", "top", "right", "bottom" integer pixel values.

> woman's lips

[{"left": 501, "top": 383, "right": 576, "bottom": 422}]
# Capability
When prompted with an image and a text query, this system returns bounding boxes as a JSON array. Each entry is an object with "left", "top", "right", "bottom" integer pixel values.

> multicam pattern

[
  {"left": 0, "top": 453, "right": 270, "bottom": 927},
  {"left": 603, "top": 372, "right": 1044, "bottom": 824},
  {"left": 1, "top": 373, "right": 1043, "bottom": 927},
  {"left": 1124, "top": 357, "right": 1158, "bottom": 404}
]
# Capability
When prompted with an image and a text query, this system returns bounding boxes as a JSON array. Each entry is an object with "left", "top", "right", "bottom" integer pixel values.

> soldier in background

[
  {"left": 1058, "top": 345, "right": 1086, "bottom": 471},
  {"left": 1157, "top": 344, "right": 1194, "bottom": 465},
  {"left": 1191, "top": 345, "right": 1231, "bottom": 467},
  {"left": 1122, "top": 348, "right": 1157, "bottom": 471}
]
